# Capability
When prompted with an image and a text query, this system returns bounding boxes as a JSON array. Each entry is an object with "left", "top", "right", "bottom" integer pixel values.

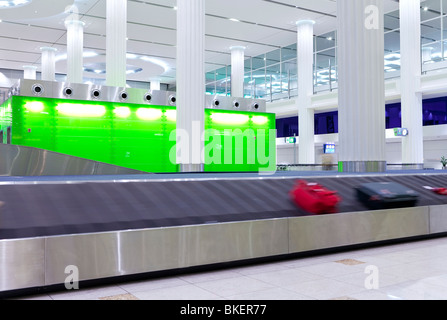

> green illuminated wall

[{"left": 0, "top": 96, "right": 276, "bottom": 173}]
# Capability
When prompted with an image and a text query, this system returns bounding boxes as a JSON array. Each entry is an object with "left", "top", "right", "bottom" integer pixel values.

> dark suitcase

[{"left": 355, "top": 182, "right": 419, "bottom": 210}]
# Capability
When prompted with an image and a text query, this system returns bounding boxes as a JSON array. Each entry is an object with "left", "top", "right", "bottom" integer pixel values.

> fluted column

[
  {"left": 40, "top": 47, "right": 57, "bottom": 81},
  {"left": 23, "top": 65, "right": 37, "bottom": 80},
  {"left": 150, "top": 80, "right": 161, "bottom": 91},
  {"left": 337, "top": 0, "right": 386, "bottom": 172},
  {"left": 230, "top": 46, "right": 245, "bottom": 98},
  {"left": 296, "top": 20, "right": 315, "bottom": 164},
  {"left": 400, "top": 0, "right": 424, "bottom": 168},
  {"left": 176, "top": 0, "right": 205, "bottom": 172},
  {"left": 65, "top": 18, "right": 85, "bottom": 84},
  {"left": 106, "top": 0, "right": 127, "bottom": 87}
]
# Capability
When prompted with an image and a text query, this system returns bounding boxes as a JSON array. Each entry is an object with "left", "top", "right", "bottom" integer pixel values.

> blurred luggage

[
  {"left": 355, "top": 182, "right": 419, "bottom": 210},
  {"left": 290, "top": 180, "right": 341, "bottom": 214},
  {"left": 423, "top": 186, "right": 447, "bottom": 195}
]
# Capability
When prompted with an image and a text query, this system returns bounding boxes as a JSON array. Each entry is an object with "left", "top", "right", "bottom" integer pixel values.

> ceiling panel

[{"left": 0, "top": 0, "right": 404, "bottom": 86}]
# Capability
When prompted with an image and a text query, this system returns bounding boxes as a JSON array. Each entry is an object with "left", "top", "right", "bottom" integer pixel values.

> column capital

[
  {"left": 230, "top": 45, "right": 246, "bottom": 51},
  {"left": 65, "top": 19, "right": 86, "bottom": 28},
  {"left": 23, "top": 65, "right": 38, "bottom": 70},
  {"left": 40, "top": 46, "right": 58, "bottom": 53},
  {"left": 296, "top": 20, "right": 315, "bottom": 27}
]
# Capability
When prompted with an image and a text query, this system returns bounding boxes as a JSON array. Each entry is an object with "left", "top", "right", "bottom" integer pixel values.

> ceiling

[{"left": 0, "top": 0, "right": 401, "bottom": 86}]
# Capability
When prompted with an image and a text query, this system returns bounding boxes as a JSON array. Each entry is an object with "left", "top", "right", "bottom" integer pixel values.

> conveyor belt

[{"left": 1, "top": 172, "right": 447, "bottom": 240}]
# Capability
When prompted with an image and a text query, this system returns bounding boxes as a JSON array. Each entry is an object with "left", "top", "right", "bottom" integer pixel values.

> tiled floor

[{"left": 14, "top": 236, "right": 447, "bottom": 300}]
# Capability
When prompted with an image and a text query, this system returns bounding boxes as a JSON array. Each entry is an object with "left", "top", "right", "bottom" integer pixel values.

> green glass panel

[
  {"left": 111, "top": 104, "right": 177, "bottom": 173},
  {"left": 0, "top": 98, "right": 12, "bottom": 144},
  {"left": 204, "top": 109, "right": 276, "bottom": 172},
  {"left": 11, "top": 96, "right": 56, "bottom": 151},
  {"left": 4, "top": 96, "right": 276, "bottom": 173}
]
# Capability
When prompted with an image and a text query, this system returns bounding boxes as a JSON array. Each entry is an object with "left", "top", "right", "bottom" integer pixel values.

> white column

[
  {"left": 65, "top": 18, "right": 85, "bottom": 84},
  {"left": 230, "top": 46, "right": 245, "bottom": 98},
  {"left": 337, "top": 0, "right": 386, "bottom": 172},
  {"left": 23, "top": 65, "right": 37, "bottom": 80},
  {"left": 40, "top": 47, "right": 57, "bottom": 82},
  {"left": 400, "top": 0, "right": 424, "bottom": 168},
  {"left": 176, "top": 0, "right": 205, "bottom": 172},
  {"left": 296, "top": 20, "right": 315, "bottom": 164},
  {"left": 150, "top": 80, "right": 161, "bottom": 91},
  {"left": 106, "top": 0, "right": 127, "bottom": 88}
]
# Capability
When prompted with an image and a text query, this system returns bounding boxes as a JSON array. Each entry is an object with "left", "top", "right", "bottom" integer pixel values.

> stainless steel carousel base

[{"left": 1, "top": 204, "right": 446, "bottom": 295}]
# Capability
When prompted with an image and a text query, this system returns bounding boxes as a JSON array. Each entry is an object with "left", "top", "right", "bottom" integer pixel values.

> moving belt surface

[{"left": 1, "top": 173, "right": 447, "bottom": 240}]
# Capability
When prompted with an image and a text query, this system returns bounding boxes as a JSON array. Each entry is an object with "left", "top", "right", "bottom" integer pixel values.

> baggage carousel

[{"left": 1, "top": 168, "right": 447, "bottom": 298}]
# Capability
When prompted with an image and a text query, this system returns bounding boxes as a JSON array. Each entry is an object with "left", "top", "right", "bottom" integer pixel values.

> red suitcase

[
  {"left": 290, "top": 180, "right": 341, "bottom": 214},
  {"left": 424, "top": 186, "right": 447, "bottom": 195}
]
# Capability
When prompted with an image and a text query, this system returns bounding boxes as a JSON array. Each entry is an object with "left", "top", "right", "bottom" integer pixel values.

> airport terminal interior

[{"left": 1, "top": 0, "right": 447, "bottom": 301}]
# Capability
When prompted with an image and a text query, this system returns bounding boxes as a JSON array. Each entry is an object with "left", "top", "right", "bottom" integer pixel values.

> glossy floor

[{"left": 12, "top": 236, "right": 447, "bottom": 300}]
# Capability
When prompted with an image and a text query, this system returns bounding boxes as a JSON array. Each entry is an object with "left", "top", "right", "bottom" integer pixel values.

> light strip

[
  {"left": 165, "top": 110, "right": 177, "bottom": 122},
  {"left": 210, "top": 113, "right": 249, "bottom": 125},
  {"left": 56, "top": 103, "right": 106, "bottom": 117},
  {"left": 252, "top": 115, "right": 268, "bottom": 125},
  {"left": 24, "top": 101, "right": 44, "bottom": 113},
  {"left": 136, "top": 108, "right": 162, "bottom": 120},
  {"left": 113, "top": 107, "right": 131, "bottom": 118}
]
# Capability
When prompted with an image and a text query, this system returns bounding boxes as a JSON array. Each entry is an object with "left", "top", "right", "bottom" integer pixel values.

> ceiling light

[
  {"left": 423, "top": 7, "right": 428, "bottom": 11},
  {"left": 126, "top": 53, "right": 139, "bottom": 60},
  {"left": 0, "top": 0, "right": 32, "bottom": 8},
  {"left": 140, "top": 56, "right": 170, "bottom": 73},
  {"left": 83, "top": 51, "right": 99, "bottom": 58},
  {"left": 229, "top": 18, "right": 240, "bottom": 22}
]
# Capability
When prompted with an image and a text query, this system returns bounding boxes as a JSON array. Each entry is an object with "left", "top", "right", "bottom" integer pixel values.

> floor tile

[
  {"left": 132, "top": 284, "right": 222, "bottom": 300},
  {"left": 246, "top": 268, "right": 323, "bottom": 288},
  {"left": 284, "top": 278, "right": 365, "bottom": 300},
  {"left": 334, "top": 269, "right": 411, "bottom": 289},
  {"left": 329, "top": 296, "right": 358, "bottom": 300},
  {"left": 99, "top": 293, "right": 139, "bottom": 300},
  {"left": 193, "top": 275, "right": 276, "bottom": 298},
  {"left": 118, "top": 277, "right": 192, "bottom": 294},
  {"left": 379, "top": 262, "right": 446, "bottom": 281},
  {"left": 178, "top": 269, "right": 242, "bottom": 284},
  {"left": 335, "top": 259, "right": 365, "bottom": 266},
  {"left": 296, "top": 261, "right": 365, "bottom": 278},
  {"left": 225, "top": 287, "right": 314, "bottom": 300},
  {"left": 47, "top": 285, "right": 128, "bottom": 300}
]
